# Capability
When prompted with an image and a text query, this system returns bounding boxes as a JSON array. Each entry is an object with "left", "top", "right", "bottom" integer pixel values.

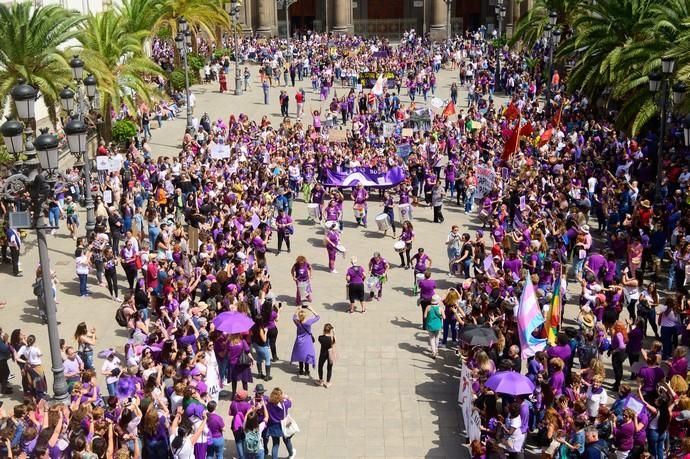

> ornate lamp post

[
  {"left": 1, "top": 84, "right": 72, "bottom": 402},
  {"left": 648, "top": 57, "right": 687, "bottom": 203},
  {"left": 225, "top": 1, "right": 243, "bottom": 96},
  {"left": 495, "top": 0, "right": 506, "bottom": 91},
  {"left": 543, "top": 11, "right": 561, "bottom": 117},
  {"left": 60, "top": 55, "right": 98, "bottom": 238},
  {"left": 175, "top": 17, "right": 193, "bottom": 130}
]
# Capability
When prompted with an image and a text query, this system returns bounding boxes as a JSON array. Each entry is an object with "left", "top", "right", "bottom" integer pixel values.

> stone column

[
  {"left": 255, "top": 0, "right": 277, "bottom": 36},
  {"left": 505, "top": 0, "right": 515, "bottom": 38},
  {"left": 332, "top": 0, "right": 353, "bottom": 34},
  {"left": 429, "top": 0, "right": 448, "bottom": 40}
]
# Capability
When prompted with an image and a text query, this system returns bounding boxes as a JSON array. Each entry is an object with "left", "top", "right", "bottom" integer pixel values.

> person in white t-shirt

[
  {"left": 101, "top": 349, "right": 121, "bottom": 397},
  {"left": 170, "top": 408, "right": 207, "bottom": 459}
]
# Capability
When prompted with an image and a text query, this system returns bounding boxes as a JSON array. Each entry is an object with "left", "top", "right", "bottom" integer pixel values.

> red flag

[
  {"left": 502, "top": 121, "right": 533, "bottom": 161},
  {"left": 551, "top": 102, "right": 563, "bottom": 128},
  {"left": 503, "top": 103, "right": 519, "bottom": 121},
  {"left": 538, "top": 128, "right": 554, "bottom": 146},
  {"left": 442, "top": 101, "right": 456, "bottom": 118}
]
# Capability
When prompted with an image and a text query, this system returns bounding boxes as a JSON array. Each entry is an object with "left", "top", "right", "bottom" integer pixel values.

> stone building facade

[{"left": 238, "top": 0, "right": 533, "bottom": 40}]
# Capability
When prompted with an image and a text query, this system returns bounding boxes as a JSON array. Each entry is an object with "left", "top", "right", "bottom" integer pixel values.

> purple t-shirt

[
  {"left": 614, "top": 420, "right": 635, "bottom": 451},
  {"left": 267, "top": 399, "right": 292, "bottom": 424},
  {"left": 586, "top": 253, "right": 606, "bottom": 275},
  {"left": 418, "top": 279, "right": 436, "bottom": 300},
  {"left": 347, "top": 266, "right": 365, "bottom": 284},
  {"left": 207, "top": 413, "right": 225, "bottom": 438},
  {"left": 369, "top": 258, "right": 387, "bottom": 275},
  {"left": 638, "top": 366, "right": 664, "bottom": 393},
  {"left": 550, "top": 370, "right": 565, "bottom": 396},
  {"left": 547, "top": 344, "right": 572, "bottom": 364}
]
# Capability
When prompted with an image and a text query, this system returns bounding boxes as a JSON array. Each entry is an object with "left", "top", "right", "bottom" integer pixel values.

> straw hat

[
  {"left": 640, "top": 199, "right": 651, "bottom": 208},
  {"left": 581, "top": 312, "right": 595, "bottom": 329}
]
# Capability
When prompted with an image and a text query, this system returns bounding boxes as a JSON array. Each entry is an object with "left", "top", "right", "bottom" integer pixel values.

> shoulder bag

[{"left": 280, "top": 402, "right": 300, "bottom": 438}]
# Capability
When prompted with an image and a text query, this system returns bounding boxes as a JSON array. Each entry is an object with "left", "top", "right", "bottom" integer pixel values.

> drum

[
  {"left": 353, "top": 204, "right": 365, "bottom": 219},
  {"left": 297, "top": 281, "right": 310, "bottom": 300},
  {"left": 364, "top": 276, "right": 380, "bottom": 294},
  {"left": 307, "top": 203, "right": 320, "bottom": 221},
  {"left": 398, "top": 203, "right": 412, "bottom": 222},
  {"left": 324, "top": 220, "right": 338, "bottom": 230},
  {"left": 336, "top": 244, "right": 347, "bottom": 253},
  {"left": 375, "top": 213, "right": 390, "bottom": 231},
  {"left": 393, "top": 240, "right": 406, "bottom": 253}
]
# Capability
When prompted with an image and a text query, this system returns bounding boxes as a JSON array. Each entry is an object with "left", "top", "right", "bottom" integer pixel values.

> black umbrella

[{"left": 458, "top": 325, "right": 497, "bottom": 347}]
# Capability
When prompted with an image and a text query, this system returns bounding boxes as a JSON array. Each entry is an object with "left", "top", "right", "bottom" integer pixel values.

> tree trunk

[{"left": 103, "top": 96, "right": 113, "bottom": 145}]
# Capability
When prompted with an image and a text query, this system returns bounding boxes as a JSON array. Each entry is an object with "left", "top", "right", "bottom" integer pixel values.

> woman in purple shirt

[
  {"left": 290, "top": 305, "right": 320, "bottom": 376},
  {"left": 418, "top": 270, "right": 436, "bottom": 329},
  {"left": 398, "top": 221, "right": 415, "bottom": 268},
  {"left": 275, "top": 209, "right": 293, "bottom": 253},
  {"left": 549, "top": 357, "right": 566, "bottom": 396},
  {"left": 346, "top": 257, "right": 367, "bottom": 314},
  {"left": 206, "top": 400, "right": 225, "bottom": 459},
  {"left": 266, "top": 387, "right": 295, "bottom": 459},
  {"left": 609, "top": 320, "right": 629, "bottom": 391},
  {"left": 324, "top": 222, "right": 341, "bottom": 274},
  {"left": 290, "top": 255, "right": 313, "bottom": 305},
  {"left": 227, "top": 333, "right": 253, "bottom": 395}
]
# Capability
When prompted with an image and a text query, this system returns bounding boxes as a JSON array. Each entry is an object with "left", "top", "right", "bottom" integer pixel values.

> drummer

[
  {"left": 346, "top": 256, "right": 367, "bottom": 314},
  {"left": 324, "top": 221, "right": 342, "bottom": 274},
  {"left": 411, "top": 247, "right": 432, "bottom": 276},
  {"left": 368, "top": 252, "right": 390, "bottom": 301},
  {"left": 291, "top": 255, "right": 313, "bottom": 305},
  {"left": 352, "top": 183, "right": 369, "bottom": 227},
  {"left": 398, "top": 185, "right": 412, "bottom": 221},
  {"left": 331, "top": 190, "right": 345, "bottom": 231},
  {"left": 381, "top": 191, "right": 396, "bottom": 237},
  {"left": 311, "top": 183, "right": 326, "bottom": 221},
  {"left": 399, "top": 220, "right": 415, "bottom": 269},
  {"left": 324, "top": 199, "right": 342, "bottom": 225}
]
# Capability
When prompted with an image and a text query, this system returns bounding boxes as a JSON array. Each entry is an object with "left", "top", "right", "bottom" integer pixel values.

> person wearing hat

[
  {"left": 64, "top": 195, "right": 79, "bottom": 240},
  {"left": 346, "top": 256, "right": 367, "bottom": 313},
  {"left": 424, "top": 294, "right": 445, "bottom": 359}
]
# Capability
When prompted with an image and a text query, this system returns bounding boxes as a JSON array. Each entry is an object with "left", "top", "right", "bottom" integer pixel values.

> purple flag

[{"left": 323, "top": 167, "right": 406, "bottom": 188}]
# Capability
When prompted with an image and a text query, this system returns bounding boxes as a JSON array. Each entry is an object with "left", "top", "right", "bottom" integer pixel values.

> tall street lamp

[
  {"left": 225, "top": 1, "right": 243, "bottom": 96},
  {"left": 495, "top": 1, "right": 506, "bottom": 91},
  {"left": 543, "top": 11, "right": 561, "bottom": 117},
  {"left": 1, "top": 84, "right": 72, "bottom": 402},
  {"left": 648, "top": 56, "right": 687, "bottom": 204},
  {"left": 175, "top": 17, "right": 193, "bottom": 130},
  {"left": 60, "top": 55, "right": 98, "bottom": 238}
]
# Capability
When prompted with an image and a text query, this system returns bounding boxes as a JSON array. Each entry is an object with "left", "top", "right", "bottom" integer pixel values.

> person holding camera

[{"left": 290, "top": 305, "right": 319, "bottom": 377}]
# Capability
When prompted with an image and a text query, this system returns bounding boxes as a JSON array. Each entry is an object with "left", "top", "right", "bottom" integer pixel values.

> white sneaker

[{"left": 289, "top": 448, "right": 297, "bottom": 459}]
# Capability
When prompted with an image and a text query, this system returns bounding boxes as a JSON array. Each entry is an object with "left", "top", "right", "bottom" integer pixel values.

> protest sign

[
  {"left": 475, "top": 164, "right": 496, "bottom": 199},
  {"left": 328, "top": 129, "right": 348, "bottom": 143},
  {"left": 210, "top": 144, "right": 231, "bottom": 159},
  {"left": 96, "top": 156, "right": 110, "bottom": 171}
]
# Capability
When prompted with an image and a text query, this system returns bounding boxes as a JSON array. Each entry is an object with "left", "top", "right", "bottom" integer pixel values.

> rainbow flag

[
  {"left": 516, "top": 276, "right": 547, "bottom": 359},
  {"left": 546, "top": 276, "right": 562, "bottom": 344}
]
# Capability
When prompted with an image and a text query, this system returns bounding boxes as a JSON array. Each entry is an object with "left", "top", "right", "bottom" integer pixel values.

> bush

[
  {"left": 111, "top": 120, "right": 138, "bottom": 145},
  {"left": 187, "top": 53, "right": 206, "bottom": 73},
  {"left": 169, "top": 70, "right": 187, "bottom": 91},
  {"left": 212, "top": 48, "right": 234, "bottom": 60}
]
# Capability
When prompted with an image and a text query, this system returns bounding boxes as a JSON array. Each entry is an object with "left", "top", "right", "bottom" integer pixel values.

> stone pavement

[{"left": 0, "top": 64, "right": 540, "bottom": 458}]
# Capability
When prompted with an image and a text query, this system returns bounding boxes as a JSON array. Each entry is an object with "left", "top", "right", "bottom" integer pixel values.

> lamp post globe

[
  {"left": 11, "top": 81, "right": 37, "bottom": 120},
  {"left": 1, "top": 119, "right": 25, "bottom": 156},
  {"left": 69, "top": 55, "right": 85, "bottom": 81},
  {"left": 59, "top": 87, "right": 76, "bottom": 113},
  {"left": 64, "top": 116, "right": 88, "bottom": 159},
  {"left": 34, "top": 130, "right": 59, "bottom": 172},
  {"left": 84, "top": 74, "right": 98, "bottom": 99}
]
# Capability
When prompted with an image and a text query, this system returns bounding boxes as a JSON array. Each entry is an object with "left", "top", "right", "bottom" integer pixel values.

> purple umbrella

[
  {"left": 485, "top": 371, "right": 535, "bottom": 396},
  {"left": 213, "top": 311, "right": 255, "bottom": 334}
]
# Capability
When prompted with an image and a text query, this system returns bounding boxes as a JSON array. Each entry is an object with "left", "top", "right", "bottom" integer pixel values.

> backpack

[
  {"left": 245, "top": 430, "right": 262, "bottom": 454},
  {"left": 115, "top": 306, "right": 128, "bottom": 327}
]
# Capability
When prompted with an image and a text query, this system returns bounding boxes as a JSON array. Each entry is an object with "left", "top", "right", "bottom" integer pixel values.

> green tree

[
  {"left": 153, "top": 0, "right": 230, "bottom": 47},
  {"left": 0, "top": 2, "right": 83, "bottom": 127},
  {"left": 76, "top": 10, "right": 163, "bottom": 142},
  {"left": 511, "top": 0, "right": 584, "bottom": 47}
]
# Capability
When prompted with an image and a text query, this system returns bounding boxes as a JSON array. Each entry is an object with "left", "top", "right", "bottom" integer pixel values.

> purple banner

[{"left": 323, "top": 167, "right": 406, "bottom": 188}]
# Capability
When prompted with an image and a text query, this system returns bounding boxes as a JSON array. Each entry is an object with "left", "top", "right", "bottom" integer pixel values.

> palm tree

[
  {"left": 76, "top": 10, "right": 163, "bottom": 142},
  {"left": 117, "top": 0, "right": 163, "bottom": 43},
  {"left": 511, "top": 0, "right": 585, "bottom": 47},
  {"left": 153, "top": 0, "right": 230, "bottom": 49},
  {"left": 0, "top": 2, "right": 83, "bottom": 126}
]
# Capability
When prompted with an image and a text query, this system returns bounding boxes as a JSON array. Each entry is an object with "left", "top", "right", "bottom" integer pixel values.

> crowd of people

[{"left": 0, "top": 25, "right": 690, "bottom": 459}]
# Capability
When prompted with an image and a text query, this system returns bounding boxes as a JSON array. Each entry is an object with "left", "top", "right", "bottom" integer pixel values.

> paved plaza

[{"left": 0, "top": 65, "right": 552, "bottom": 458}]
